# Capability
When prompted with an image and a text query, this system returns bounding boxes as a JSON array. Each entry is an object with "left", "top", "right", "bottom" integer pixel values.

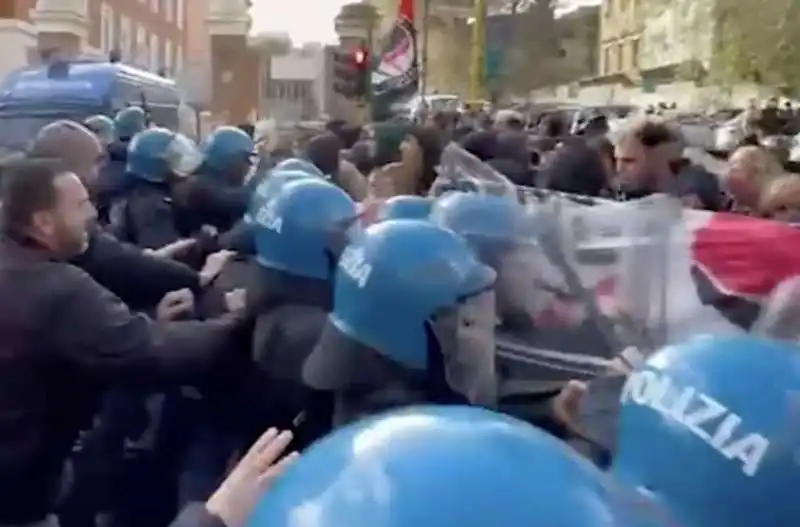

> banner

[
  {"left": 370, "top": 0, "right": 419, "bottom": 121},
  {"left": 431, "top": 144, "right": 800, "bottom": 396}
]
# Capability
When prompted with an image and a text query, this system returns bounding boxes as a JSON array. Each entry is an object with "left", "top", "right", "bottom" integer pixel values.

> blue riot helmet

[
  {"left": 376, "top": 195, "right": 434, "bottom": 222},
  {"left": 247, "top": 405, "right": 676, "bottom": 527},
  {"left": 611, "top": 335, "right": 800, "bottom": 527},
  {"left": 431, "top": 192, "right": 525, "bottom": 254},
  {"left": 113, "top": 106, "right": 148, "bottom": 142},
  {"left": 83, "top": 114, "right": 115, "bottom": 145},
  {"left": 273, "top": 157, "right": 325, "bottom": 178},
  {"left": 252, "top": 177, "right": 359, "bottom": 280},
  {"left": 126, "top": 128, "right": 202, "bottom": 183},
  {"left": 201, "top": 125, "right": 256, "bottom": 184},
  {"left": 303, "top": 219, "right": 498, "bottom": 407},
  {"left": 244, "top": 169, "right": 318, "bottom": 224}
]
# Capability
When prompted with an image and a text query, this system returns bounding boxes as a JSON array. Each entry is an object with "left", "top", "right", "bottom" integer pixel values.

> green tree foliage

[{"left": 711, "top": 0, "right": 800, "bottom": 92}]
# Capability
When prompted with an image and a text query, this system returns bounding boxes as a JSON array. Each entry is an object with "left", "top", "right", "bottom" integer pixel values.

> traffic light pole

[
  {"left": 420, "top": 0, "right": 429, "bottom": 98},
  {"left": 469, "top": 0, "right": 487, "bottom": 101}
]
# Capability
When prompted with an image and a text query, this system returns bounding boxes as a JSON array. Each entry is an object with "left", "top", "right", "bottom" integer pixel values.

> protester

[
  {"left": 541, "top": 137, "right": 612, "bottom": 197},
  {"left": 614, "top": 118, "right": 680, "bottom": 199},
  {"left": 365, "top": 125, "right": 442, "bottom": 199},
  {"left": 723, "top": 145, "right": 783, "bottom": 213},
  {"left": 493, "top": 109, "right": 525, "bottom": 133},
  {"left": 304, "top": 132, "right": 368, "bottom": 200},
  {"left": 26, "top": 120, "right": 219, "bottom": 310},
  {"left": 758, "top": 174, "right": 800, "bottom": 221},
  {"left": 0, "top": 158, "right": 251, "bottom": 524}
]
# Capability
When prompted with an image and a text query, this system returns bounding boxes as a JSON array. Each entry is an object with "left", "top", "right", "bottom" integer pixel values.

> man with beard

[
  {"left": 614, "top": 118, "right": 679, "bottom": 200},
  {"left": 28, "top": 120, "right": 224, "bottom": 311},
  {"left": 0, "top": 158, "right": 250, "bottom": 526}
]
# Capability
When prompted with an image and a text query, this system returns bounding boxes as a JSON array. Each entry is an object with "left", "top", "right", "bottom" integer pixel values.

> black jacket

[
  {"left": 0, "top": 237, "right": 248, "bottom": 523},
  {"left": 71, "top": 228, "right": 201, "bottom": 311}
]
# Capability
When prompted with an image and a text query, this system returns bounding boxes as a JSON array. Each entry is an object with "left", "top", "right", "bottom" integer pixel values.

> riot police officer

[
  {"left": 83, "top": 114, "right": 115, "bottom": 147},
  {"left": 93, "top": 107, "right": 149, "bottom": 224},
  {"left": 244, "top": 406, "right": 675, "bottom": 527},
  {"left": 303, "top": 219, "right": 499, "bottom": 425},
  {"left": 109, "top": 127, "right": 202, "bottom": 250},
  {"left": 177, "top": 126, "right": 255, "bottom": 234}
]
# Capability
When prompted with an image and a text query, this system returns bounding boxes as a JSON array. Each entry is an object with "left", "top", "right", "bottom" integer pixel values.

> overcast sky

[{"left": 250, "top": 0, "right": 602, "bottom": 44}]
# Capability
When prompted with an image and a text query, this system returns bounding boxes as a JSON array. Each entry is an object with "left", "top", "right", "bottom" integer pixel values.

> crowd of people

[{"left": 0, "top": 101, "right": 796, "bottom": 527}]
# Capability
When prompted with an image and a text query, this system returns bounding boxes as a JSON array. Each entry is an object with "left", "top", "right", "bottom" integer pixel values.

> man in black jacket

[
  {"left": 0, "top": 158, "right": 250, "bottom": 525},
  {"left": 27, "top": 119, "right": 222, "bottom": 309}
]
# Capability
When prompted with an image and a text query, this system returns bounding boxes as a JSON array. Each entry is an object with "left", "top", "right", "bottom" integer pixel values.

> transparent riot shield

[
  {"left": 750, "top": 276, "right": 800, "bottom": 342},
  {"left": 430, "top": 142, "right": 518, "bottom": 199},
  {"left": 496, "top": 194, "right": 680, "bottom": 397},
  {"left": 429, "top": 149, "right": 680, "bottom": 398}
]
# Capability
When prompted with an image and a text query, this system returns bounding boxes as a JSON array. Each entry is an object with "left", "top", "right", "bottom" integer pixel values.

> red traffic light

[{"left": 353, "top": 48, "right": 368, "bottom": 67}]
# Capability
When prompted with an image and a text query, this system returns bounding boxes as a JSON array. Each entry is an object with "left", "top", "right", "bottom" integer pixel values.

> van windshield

[{"left": 0, "top": 114, "right": 89, "bottom": 153}]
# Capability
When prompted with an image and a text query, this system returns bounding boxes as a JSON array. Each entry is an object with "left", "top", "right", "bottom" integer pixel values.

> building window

[
  {"left": 631, "top": 38, "right": 640, "bottom": 69},
  {"left": 100, "top": 4, "right": 113, "bottom": 53},
  {"left": 119, "top": 16, "right": 132, "bottom": 61},
  {"left": 151, "top": 0, "right": 159, "bottom": 14},
  {"left": 135, "top": 25, "right": 148, "bottom": 66},
  {"left": 175, "top": 45, "right": 183, "bottom": 72},
  {"left": 164, "top": 39, "right": 175, "bottom": 75},
  {"left": 176, "top": 0, "right": 184, "bottom": 28},
  {"left": 150, "top": 34, "right": 159, "bottom": 72},
  {"left": 602, "top": 46, "right": 611, "bottom": 74},
  {"left": 166, "top": 0, "right": 173, "bottom": 23},
  {"left": 615, "top": 43, "right": 624, "bottom": 72}
]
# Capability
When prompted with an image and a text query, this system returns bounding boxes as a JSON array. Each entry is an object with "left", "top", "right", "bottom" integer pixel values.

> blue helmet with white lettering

[
  {"left": 376, "top": 195, "right": 434, "bottom": 222},
  {"left": 126, "top": 128, "right": 202, "bottom": 183},
  {"left": 252, "top": 178, "right": 359, "bottom": 280},
  {"left": 430, "top": 192, "right": 526, "bottom": 254},
  {"left": 274, "top": 157, "right": 325, "bottom": 178},
  {"left": 612, "top": 334, "right": 800, "bottom": 527},
  {"left": 247, "top": 405, "right": 676, "bottom": 527},
  {"left": 245, "top": 170, "right": 316, "bottom": 224},
  {"left": 315, "top": 220, "right": 495, "bottom": 371}
]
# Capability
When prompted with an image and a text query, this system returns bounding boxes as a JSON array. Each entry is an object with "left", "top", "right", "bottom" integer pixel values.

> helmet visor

[{"left": 165, "top": 133, "right": 203, "bottom": 177}]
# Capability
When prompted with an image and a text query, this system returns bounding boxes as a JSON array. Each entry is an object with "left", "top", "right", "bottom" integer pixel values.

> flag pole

[
  {"left": 420, "top": 0, "right": 429, "bottom": 97},
  {"left": 469, "top": 0, "right": 487, "bottom": 101}
]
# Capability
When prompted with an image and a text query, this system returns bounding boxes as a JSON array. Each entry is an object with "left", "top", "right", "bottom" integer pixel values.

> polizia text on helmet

[
  {"left": 255, "top": 199, "right": 282, "bottom": 234},
  {"left": 338, "top": 247, "right": 372, "bottom": 288},
  {"left": 621, "top": 369, "right": 769, "bottom": 477}
]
